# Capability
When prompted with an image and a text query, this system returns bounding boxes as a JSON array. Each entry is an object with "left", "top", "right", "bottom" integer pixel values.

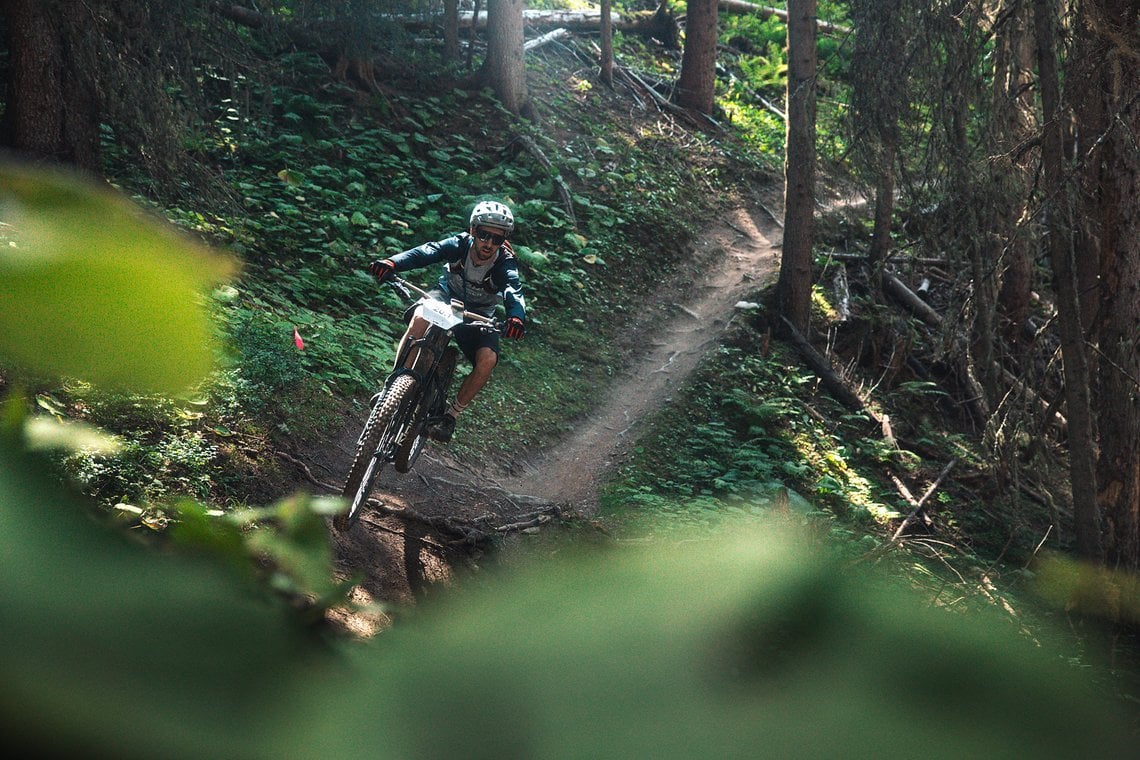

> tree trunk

[
  {"left": 850, "top": 0, "right": 906, "bottom": 298},
  {"left": 481, "top": 0, "right": 529, "bottom": 116},
  {"left": 675, "top": 0, "right": 719, "bottom": 113},
  {"left": 991, "top": 0, "right": 1036, "bottom": 347},
  {"left": 867, "top": 138, "right": 896, "bottom": 295},
  {"left": 1, "top": 0, "right": 101, "bottom": 172},
  {"left": 1070, "top": 0, "right": 1140, "bottom": 570},
  {"left": 1033, "top": 0, "right": 1104, "bottom": 562},
  {"left": 443, "top": 0, "right": 460, "bottom": 63},
  {"left": 777, "top": 0, "right": 817, "bottom": 336},
  {"left": 599, "top": 0, "right": 614, "bottom": 89},
  {"left": 468, "top": 0, "right": 482, "bottom": 70}
]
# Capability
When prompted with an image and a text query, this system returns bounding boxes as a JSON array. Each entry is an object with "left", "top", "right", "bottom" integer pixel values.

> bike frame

[{"left": 386, "top": 279, "right": 496, "bottom": 430}]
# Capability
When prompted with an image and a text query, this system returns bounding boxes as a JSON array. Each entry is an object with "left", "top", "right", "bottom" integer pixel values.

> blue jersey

[{"left": 388, "top": 233, "right": 527, "bottom": 321}]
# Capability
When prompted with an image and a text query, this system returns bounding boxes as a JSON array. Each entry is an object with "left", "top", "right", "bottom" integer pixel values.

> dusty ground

[{"left": 323, "top": 205, "right": 781, "bottom": 636}]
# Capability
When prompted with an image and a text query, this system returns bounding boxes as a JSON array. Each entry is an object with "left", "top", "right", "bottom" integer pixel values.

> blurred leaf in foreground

[
  {"left": 0, "top": 437, "right": 318, "bottom": 758},
  {"left": 291, "top": 522, "right": 1136, "bottom": 759},
  {"left": 2, "top": 458, "right": 1134, "bottom": 759},
  {"left": 0, "top": 164, "right": 236, "bottom": 394}
]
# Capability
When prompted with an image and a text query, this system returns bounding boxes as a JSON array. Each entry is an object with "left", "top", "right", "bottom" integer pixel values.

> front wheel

[{"left": 335, "top": 374, "right": 418, "bottom": 531}]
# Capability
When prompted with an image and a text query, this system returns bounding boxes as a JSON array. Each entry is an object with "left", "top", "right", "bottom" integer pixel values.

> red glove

[
  {"left": 504, "top": 317, "right": 525, "bottom": 340},
  {"left": 369, "top": 259, "right": 396, "bottom": 283}
]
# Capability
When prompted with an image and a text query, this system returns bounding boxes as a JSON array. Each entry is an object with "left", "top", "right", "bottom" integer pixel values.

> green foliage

[
  {"left": 0, "top": 165, "right": 234, "bottom": 393},
  {"left": 603, "top": 329, "right": 901, "bottom": 537},
  {"left": 716, "top": 3, "right": 853, "bottom": 161},
  {"left": 0, "top": 164, "right": 343, "bottom": 605},
  {"left": 5, "top": 427, "right": 1136, "bottom": 758}
]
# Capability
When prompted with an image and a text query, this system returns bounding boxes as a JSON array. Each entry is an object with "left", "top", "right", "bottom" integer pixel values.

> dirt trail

[
  {"left": 503, "top": 207, "right": 780, "bottom": 510},
  {"left": 324, "top": 205, "right": 781, "bottom": 635}
]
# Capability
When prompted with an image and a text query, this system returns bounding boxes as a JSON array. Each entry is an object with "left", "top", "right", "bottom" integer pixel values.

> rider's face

[{"left": 471, "top": 226, "right": 505, "bottom": 262}]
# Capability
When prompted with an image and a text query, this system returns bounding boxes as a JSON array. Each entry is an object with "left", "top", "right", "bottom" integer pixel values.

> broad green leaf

[
  {"left": 0, "top": 443, "right": 306, "bottom": 758},
  {"left": 0, "top": 164, "right": 236, "bottom": 393},
  {"left": 23, "top": 415, "right": 122, "bottom": 454},
  {"left": 277, "top": 168, "right": 303, "bottom": 186},
  {"left": 281, "top": 523, "right": 1134, "bottom": 758},
  {"left": 563, "top": 232, "right": 588, "bottom": 251},
  {"left": 515, "top": 246, "right": 549, "bottom": 266}
]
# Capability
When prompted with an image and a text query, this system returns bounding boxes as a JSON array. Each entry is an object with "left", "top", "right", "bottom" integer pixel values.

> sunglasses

[{"left": 474, "top": 229, "right": 506, "bottom": 246}]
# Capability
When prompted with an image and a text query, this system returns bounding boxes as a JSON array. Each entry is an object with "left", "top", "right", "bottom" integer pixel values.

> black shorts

[
  {"left": 404, "top": 296, "right": 500, "bottom": 365},
  {"left": 452, "top": 322, "right": 500, "bottom": 365}
]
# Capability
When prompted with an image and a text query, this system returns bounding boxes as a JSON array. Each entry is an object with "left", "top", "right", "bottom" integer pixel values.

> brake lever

[{"left": 389, "top": 278, "right": 412, "bottom": 301}]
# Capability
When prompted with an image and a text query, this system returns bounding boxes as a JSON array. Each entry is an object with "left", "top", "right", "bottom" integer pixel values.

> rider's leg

[
  {"left": 395, "top": 316, "right": 429, "bottom": 371},
  {"left": 430, "top": 347, "right": 497, "bottom": 442},
  {"left": 454, "top": 347, "right": 497, "bottom": 407}
]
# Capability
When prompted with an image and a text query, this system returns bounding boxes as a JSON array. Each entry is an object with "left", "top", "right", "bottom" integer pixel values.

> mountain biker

[{"left": 368, "top": 200, "right": 527, "bottom": 443}]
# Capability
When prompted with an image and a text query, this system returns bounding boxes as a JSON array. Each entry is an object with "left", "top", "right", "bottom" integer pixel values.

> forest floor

[{"left": 314, "top": 201, "right": 782, "bottom": 637}]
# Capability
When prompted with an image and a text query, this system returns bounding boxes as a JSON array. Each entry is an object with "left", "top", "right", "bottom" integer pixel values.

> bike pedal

[{"left": 428, "top": 414, "right": 456, "bottom": 443}]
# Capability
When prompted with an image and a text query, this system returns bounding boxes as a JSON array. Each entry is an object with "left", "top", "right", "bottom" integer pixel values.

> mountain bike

[{"left": 333, "top": 277, "right": 498, "bottom": 531}]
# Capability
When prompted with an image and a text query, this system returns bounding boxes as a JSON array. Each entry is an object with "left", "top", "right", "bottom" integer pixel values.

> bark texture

[
  {"left": 777, "top": 0, "right": 817, "bottom": 335},
  {"left": 675, "top": 0, "right": 719, "bottom": 113},
  {"left": 1071, "top": 0, "right": 1140, "bottom": 569},
  {"left": 482, "top": 0, "right": 529, "bottom": 115},
  {"left": 1033, "top": 0, "right": 1104, "bottom": 561},
  {"left": 1, "top": 0, "right": 101, "bottom": 171}
]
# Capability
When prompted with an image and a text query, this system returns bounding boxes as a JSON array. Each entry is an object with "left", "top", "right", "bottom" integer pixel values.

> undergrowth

[{"left": 60, "top": 29, "right": 773, "bottom": 519}]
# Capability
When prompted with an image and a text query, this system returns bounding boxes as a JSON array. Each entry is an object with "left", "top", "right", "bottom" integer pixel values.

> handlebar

[{"left": 388, "top": 276, "right": 497, "bottom": 327}]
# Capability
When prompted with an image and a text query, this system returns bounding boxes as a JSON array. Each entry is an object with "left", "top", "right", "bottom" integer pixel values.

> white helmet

[{"left": 469, "top": 200, "right": 514, "bottom": 234}]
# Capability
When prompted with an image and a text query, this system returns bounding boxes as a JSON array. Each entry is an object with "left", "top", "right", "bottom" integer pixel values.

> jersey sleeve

[
  {"left": 388, "top": 234, "right": 465, "bottom": 272},
  {"left": 497, "top": 257, "right": 527, "bottom": 321}
]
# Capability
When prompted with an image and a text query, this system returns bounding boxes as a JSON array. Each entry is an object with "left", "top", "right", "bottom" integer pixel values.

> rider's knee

[{"left": 475, "top": 348, "right": 498, "bottom": 371}]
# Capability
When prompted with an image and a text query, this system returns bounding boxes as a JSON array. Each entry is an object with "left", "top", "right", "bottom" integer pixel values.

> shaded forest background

[{"left": 1, "top": 0, "right": 1138, "bottom": 755}]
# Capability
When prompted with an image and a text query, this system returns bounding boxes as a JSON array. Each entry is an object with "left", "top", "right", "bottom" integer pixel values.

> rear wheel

[{"left": 335, "top": 374, "right": 418, "bottom": 531}]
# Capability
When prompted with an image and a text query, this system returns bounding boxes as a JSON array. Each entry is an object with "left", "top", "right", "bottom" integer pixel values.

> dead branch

[
  {"left": 523, "top": 27, "right": 572, "bottom": 52},
  {"left": 822, "top": 251, "right": 951, "bottom": 267},
  {"left": 363, "top": 498, "right": 563, "bottom": 546},
  {"left": 883, "top": 274, "right": 1066, "bottom": 433},
  {"left": 510, "top": 133, "right": 576, "bottom": 228},
  {"left": 494, "top": 506, "right": 562, "bottom": 533},
  {"left": 367, "top": 499, "right": 488, "bottom": 544},
  {"left": 890, "top": 458, "right": 958, "bottom": 542}
]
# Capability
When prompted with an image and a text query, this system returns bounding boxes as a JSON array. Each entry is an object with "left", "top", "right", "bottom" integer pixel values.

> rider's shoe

[{"left": 428, "top": 413, "right": 456, "bottom": 443}]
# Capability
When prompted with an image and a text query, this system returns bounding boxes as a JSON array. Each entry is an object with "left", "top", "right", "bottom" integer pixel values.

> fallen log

[
  {"left": 524, "top": 27, "right": 572, "bottom": 52},
  {"left": 780, "top": 316, "right": 873, "bottom": 417},
  {"left": 717, "top": 1, "right": 852, "bottom": 36},
  {"left": 884, "top": 273, "right": 943, "bottom": 327},
  {"left": 458, "top": 9, "right": 618, "bottom": 30}
]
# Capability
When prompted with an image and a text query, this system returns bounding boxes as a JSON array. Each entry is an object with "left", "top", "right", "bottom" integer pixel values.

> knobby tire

[{"left": 334, "top": 374, "right": 418, "bottom": 531}]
